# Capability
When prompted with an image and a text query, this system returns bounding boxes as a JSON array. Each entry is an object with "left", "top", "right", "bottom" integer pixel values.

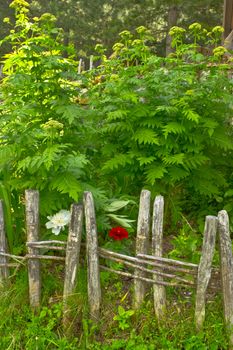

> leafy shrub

[
  {"left": 0, "top": 1, "right": 88, "bottom": 214},
  {"left": 85, "top": 25, "right": 233, "bottom": 229}
]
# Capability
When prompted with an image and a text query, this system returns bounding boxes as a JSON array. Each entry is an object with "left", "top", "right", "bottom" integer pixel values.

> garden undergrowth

[{"left": 0, "top": 265, "right": 229, "bottom": 349}]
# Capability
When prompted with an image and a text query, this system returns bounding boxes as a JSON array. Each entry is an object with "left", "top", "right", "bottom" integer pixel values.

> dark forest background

[{"left": 0, "top": 0, "right": 224, "bottom": 59}]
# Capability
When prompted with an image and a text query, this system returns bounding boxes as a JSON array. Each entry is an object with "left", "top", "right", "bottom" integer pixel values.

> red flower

[{"left": 108, "top": 226, "right": 129, "bottom": 240}]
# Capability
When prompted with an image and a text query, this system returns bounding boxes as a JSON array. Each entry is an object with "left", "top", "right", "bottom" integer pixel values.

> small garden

[{"left": 0, "top": 0, "right": 233, "bottom": 348}]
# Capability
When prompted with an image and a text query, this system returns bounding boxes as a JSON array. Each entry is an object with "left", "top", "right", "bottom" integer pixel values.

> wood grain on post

[
  {"left": 63, "top": 204, "right": 83, "bottom": 328},
  {"left": 134, "top": 190, "right": 151, "bottom": 309},
  {"left": 195, "top": 216, "right": 218, "bottom": 331},
  {"left": 218, "top": 210, "right": 233, "bottom": 346},
  {"left": 0, "top": 200, "right": 9, "bottom": 283},
  {"left": 152, "top": 195, "right": 166, "bottom": 318},
  {"left": 25, "top": 190, "right": 41, "bottom": 309},
  {"left": 84, "top": 191, "right": 101, "bottom": 322}
]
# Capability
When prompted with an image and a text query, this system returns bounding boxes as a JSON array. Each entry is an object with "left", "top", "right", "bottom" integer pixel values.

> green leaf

[
  {"left": 42, "top": 145, "right": 66, "bottom": 170},
  {"left": 56, "top": 104, "right": 82, "bottom": 124},
  {"left": 163, "top": 122, "right": 186, "bottom": 139},
  {"left": 202, "top": 118, "right": 219, "bottom": 137},
  {"left": 168, "top": 166, "right": 189, "bottom": 181},
  {"left": 65, "top": 153, "right": 88, "bottom": 172},
  {"left": 154, "top": 105, "right": 178, "bottom": 116},
  {"left": 102, "top": 154, "right": 132, "bottom": 171},
  {"left": 225, "top": 189, "right": 233, "bottom": 198},
  {"left": 183, "top": 154, "right": 209, "bottom": 170},
  {"left": 107, "top": 214, "right": 135, "bottom": 228},
  {"left": 210, "top": 129, "right": 233, "bottom": 150},
  {"left": 0, "top": 144, "right": 16, "bottom": 167},
  {"left": 102, "top": 122, "right": 132, "bottom": 134},
  {"left": 126, "top": 310, "right": 135, "bottom": 316},
  {"left": 118, "top": 305, "right": 125, "bottom": 316},
  {"left": 107, "top": 110, "right": 128, "bottom": 121},
  {"left": 183, "top": 109, "right": 200, "bottom": 123},
  {"left": 137, "top": 156, "right": 156, "bottom": 166},
  {"left": 133, "top": 129, "right": 159, "bottom": 145},
  {"left": 105, "top": 200, "right": 131, "bottom": 212},
  {"left": 163, "top": 153, "right": 185, "bottom": 165},
  {"left": 145, "top": 165, "right": 167, "bottom": 185},
  {"left": 50, "top": 172, "right": 81, "bottom": 200}
]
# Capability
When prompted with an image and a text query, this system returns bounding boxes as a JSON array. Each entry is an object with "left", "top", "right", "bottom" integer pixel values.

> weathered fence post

[
  {"left": 89, "top": 55, "right": 93, "bottom": 70},
  {"left": 195, "top": 215, "right": 218, "bottom": 331},
  {"left": 0, "top": 200, "right": 9, "bottom": 283},
  {"left": 84, "top": 191, "right": 101, "bottom": 322},
  {"left": 134, "top": 190, "right": 151, "bottom": 309},
  {"left": 152, "top": 195, "right": 166, "bottom": 319},
  {"left": 25, "top": 190, "right": 41, "bottom": 309},
  {"left": 78, "top": 58, "right": 83, "bottom": 74},
  {"left": 63, "top": 204, "right": 83, "bottom": 329},
  {"left": 218, "top": 210, "right": 233, "bottom": 346}
]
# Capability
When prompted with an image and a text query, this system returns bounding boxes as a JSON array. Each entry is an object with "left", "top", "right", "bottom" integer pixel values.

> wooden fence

[{"left": 0, "top": 189, "right": 233, "bottom": 343}]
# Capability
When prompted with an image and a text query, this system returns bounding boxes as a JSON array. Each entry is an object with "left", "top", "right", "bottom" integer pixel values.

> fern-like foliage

[{"left": 85, "top": 26, "right": 233, "bottom": 224}]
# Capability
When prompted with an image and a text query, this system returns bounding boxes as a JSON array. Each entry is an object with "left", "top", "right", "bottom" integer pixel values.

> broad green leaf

[
  {"left": 225, "top": 189, "right": 233, "bottom": 198},
  {"left": 105, "top": 200, "right": 131, "bottom": 212},
  {"left": 107, "top": 214, "right": 135, "bottom": 228}
]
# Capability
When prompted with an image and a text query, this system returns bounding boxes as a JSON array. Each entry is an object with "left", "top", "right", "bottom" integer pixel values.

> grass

[{"left": 0, "top": 262, "right": 230, "bottom": 349}]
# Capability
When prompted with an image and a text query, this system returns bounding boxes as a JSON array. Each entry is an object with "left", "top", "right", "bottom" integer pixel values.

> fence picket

[
  {"left": 152, "top": 195, "right": 166, "bottom": 319},
  {"left": 25, "top": 190, "right": 41, "bottom": 309},
  {"left": 195, "top": 215, "right": 218, "bottom": 331},
  {"left": 84, "top": 191, "right": 101, "bottom": 321},
  {"left": 134, "top": 190, "right": 151, "bottom": 309},
  {"left": 63, "top": 204, "right": 83, "bottom": 328},
  {"left": 218, "top": 210, "right": 233, "bottom": 346}
]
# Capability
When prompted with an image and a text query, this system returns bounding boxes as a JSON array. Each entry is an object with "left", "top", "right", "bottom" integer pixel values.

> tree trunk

[
  {"left": 165, "top": 5, "right": 179, "bottom": 56},
  {"left": 223, "top": 0, "right": 233, "bottom": 39}
]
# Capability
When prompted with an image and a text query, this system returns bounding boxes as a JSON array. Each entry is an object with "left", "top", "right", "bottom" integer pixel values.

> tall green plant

[
  {"left": 0, "top": 0, "right": 90, "bottom": 247},
  {"left": 86, "top": 25, "right": 233, "bottom": 228}
]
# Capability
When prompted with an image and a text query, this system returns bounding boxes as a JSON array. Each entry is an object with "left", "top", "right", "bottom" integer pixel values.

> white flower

[{"left": 45, "top": 210, "right": 71, "bottom": 235}]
